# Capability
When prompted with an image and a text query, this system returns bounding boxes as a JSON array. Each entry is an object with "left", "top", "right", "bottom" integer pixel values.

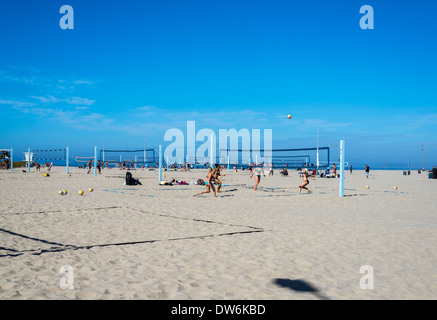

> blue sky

[{"left": 0, "top": 0, "right": 436, "bottom": 168}]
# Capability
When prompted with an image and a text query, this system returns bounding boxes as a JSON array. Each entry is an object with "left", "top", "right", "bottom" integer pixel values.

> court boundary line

[
  {"left": 0, "top": 206, "right": 122, "bottom": 216},
  {"left": 0, "top": 206, "right": 266, "bottom": 258}
]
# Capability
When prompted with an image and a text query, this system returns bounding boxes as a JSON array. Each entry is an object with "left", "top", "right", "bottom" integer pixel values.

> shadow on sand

[{"left": 273, "top": 278, "right": 330, "bottom": 300}]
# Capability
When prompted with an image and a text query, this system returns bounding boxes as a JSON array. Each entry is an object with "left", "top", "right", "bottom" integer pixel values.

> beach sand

[{"left": 0, "top": 167, "right": 436, "bottom": 300}]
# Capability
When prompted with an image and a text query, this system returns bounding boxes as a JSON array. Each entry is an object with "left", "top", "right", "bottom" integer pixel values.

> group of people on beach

[
  {"left": 80, "top": 156, "right": 370, "bottom": 197},
  {"left": 86, "top": 159, "right": 102, "bottom": 174},
  {"left": 33, "top": 161, "right": 52, "bottom": 172},
  {"left": 194, "top": 163, "right": 319, "bottom": 197},
  {"left": 192, "top": 161, "right": 373, "bottom": 197},
  {"left": 195, "top": 165, "right": 223, "bottom": 197}
]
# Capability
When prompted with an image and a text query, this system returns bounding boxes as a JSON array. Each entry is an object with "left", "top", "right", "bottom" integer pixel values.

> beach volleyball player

[
  {"left": 195, "top": 168, "right": 214, "bottom": 197},
  {"left": 299, "top": 168, "right": 316, "bottom": 193},
  {"left": 250, "top": 166, "right": 262, "bottom": 191}
]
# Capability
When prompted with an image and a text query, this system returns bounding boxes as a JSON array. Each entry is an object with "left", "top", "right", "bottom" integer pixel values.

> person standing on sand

[
  {"left": 212, "top": 164, "right": 223, "bottom": 193},
  {"left": 250, "top": 166, "right": 262, "bottom": 190},
  {"left": 87, "top": 159, "right": 92, "bottom": 174},
  {"left": 350, "top": 165, "right": 353, "bottom": 174},
  {"left": 208, "top": 165, "right": 218, "bottom": 197},
  {"left": 365, "top": 164, "right": 370, "bottom": 178},
  {"left": 269, "top": 163, "right": 274, "bottom": 176},
  {"left": 299, "top": 168, "right": 316, "bottom": 194},
  {"left": 97, "top": 160, "right": 102, "bottom": 174}
]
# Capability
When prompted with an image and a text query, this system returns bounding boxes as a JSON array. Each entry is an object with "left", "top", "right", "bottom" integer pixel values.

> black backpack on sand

[{"left": 125, "top": 172, "right": 142, "bottom": 185}]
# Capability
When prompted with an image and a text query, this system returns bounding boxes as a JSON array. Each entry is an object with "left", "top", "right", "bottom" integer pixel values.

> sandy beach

[{"left": 0, "top": 167, "right": 436, "bottom": 300}]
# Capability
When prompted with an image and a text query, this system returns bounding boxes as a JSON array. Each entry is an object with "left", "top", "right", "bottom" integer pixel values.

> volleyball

[
  {"left": 88, "top": 188, "right": 93, "bottom": 192},
  {"left": 393, "top": 186, "right": 398, "bottom": 190},
  {"left": 287, "top": 115, "right": 292, "bottom": 119},
  {"left": 58, "top": 190, "right": 63, "bottom": 195},
  {"left": 366, "top": 186, "right": 370, "bottom": 189},
  {"left": 63, "top": 190, "right": 67, "bottom": 195},
  {"left": 78, "top": 190, "right": 84, "bottom": 195}
]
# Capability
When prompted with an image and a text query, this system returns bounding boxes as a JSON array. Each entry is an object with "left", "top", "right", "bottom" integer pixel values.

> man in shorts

[{"left": 87, "top": 159, "right": 92, "bottom": 174}]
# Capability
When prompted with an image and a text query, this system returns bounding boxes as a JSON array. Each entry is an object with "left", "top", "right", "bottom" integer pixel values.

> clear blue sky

[{"left": 1, "top": 0, "right": 436, "bottom": 168}]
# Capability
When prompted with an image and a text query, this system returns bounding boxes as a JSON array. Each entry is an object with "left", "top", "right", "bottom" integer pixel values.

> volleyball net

[
  {"left": 382, "top": 163, "right": 414, "bottom": 170},
  {"left": 186, "top": 156, "right": 209, "bottom": 166},
  {"left": 218, "top": 147, "right": 330, "bottom": 169},
  {"left": 100, "top": 148, "right": 156, "bottom": 167},
  {"left": 30, "top": 147, "right": 70, "bottom": 173},
  {"left": 33, "top": 148, "right": 67, "bottom": 162},
  {"left": 75, "top": 156, "right": 94, "bottom": 163}
]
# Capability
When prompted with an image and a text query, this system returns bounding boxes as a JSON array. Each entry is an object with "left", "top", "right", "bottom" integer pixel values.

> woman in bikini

[
  {"left": 212, "top": 164, "right": 222, "bottom": 193},
  {"left": 250, "top": 166, "right": 262, "bottom": 191},
  {"left": 196, "top": 168, "right": 215, "bottom": 197},
  {"left": 299, "top": 168, "right": 316, "bottom": 193}
]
